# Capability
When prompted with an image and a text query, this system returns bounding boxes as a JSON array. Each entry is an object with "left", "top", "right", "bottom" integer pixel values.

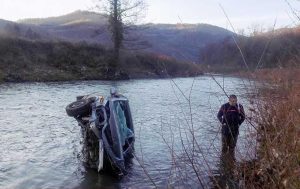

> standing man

[{"left": 217, "top": 95, "right": 245, "bottom": 153}]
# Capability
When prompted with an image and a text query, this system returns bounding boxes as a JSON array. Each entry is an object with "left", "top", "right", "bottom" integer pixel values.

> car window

[{"left": 114, "top": 101, "right": 133, "bottom": 146}]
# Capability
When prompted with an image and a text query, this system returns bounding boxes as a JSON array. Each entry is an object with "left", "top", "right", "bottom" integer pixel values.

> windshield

[{"left": 113, "top": 101, "right": 133, "bottom": 146}]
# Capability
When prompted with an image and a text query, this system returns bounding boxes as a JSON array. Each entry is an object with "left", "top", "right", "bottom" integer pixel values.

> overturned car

[{"left": 66, "top": 89, "right": 135, "bottom": 176}]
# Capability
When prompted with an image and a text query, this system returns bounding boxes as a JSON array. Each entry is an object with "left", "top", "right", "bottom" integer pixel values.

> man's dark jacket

[{"left": 217, "top": 103, "right": 245, "bottom": 131}]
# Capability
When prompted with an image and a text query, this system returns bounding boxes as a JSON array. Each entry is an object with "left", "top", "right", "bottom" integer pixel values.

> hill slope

[
  {"left": 6, "top": 10, "right": 234, "bottom": 62},
  {"left": 199, "top": 27, "right": 300, "bottom": 72}
]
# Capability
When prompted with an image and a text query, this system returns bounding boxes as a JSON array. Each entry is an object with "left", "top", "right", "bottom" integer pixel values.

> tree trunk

[{"left": 110, "top": 0, "right": 123, "bottom": 77}]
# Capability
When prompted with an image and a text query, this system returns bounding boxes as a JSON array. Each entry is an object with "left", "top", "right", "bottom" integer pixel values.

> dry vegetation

[{"left": 236, "top": 68, "right": 300, "bottom": 189}]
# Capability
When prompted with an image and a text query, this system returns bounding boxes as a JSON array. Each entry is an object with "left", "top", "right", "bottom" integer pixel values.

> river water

[{"left": 0, "top": 76, "right": 256, "bottom": 188}]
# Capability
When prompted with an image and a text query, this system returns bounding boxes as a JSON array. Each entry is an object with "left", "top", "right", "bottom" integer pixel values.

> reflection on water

[
  {"left": 211, "top": 141, "right": 239, "bottom": 189},
  {"left": 0, "top": 76, "right": 254, "bottom": 188},
  {"left": 74, "top": 169, "right": 121, "bottom": 189}
]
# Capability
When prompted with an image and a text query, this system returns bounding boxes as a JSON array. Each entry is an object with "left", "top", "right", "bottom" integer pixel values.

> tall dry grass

[{"left": 236, "top": 68, "right": 300, "bottom": 189}]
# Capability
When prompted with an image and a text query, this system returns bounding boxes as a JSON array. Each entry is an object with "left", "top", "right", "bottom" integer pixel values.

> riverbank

[
  {"left": 0, "top": 37, "right": 202, "bottom": 82},
  {"left": 237, "top": 68, "right": 300, "bottom": 188}
]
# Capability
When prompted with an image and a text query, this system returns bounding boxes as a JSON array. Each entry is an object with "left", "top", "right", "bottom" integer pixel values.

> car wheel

[{"left": 66, "top": 99, "right": 92, "bottom": 117}]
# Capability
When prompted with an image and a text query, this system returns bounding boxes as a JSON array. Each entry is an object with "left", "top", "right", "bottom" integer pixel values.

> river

[{"left": 0, "top": 76, "right": 256, "bottom": 188}]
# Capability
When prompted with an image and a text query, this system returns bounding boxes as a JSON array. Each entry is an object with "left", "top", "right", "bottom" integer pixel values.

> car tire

[{"left": 66, "top": 99, "right": 92, "bottom": 117}]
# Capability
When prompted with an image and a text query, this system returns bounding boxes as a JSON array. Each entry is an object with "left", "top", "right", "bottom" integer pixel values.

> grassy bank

[
  {"left": 237, "top": 68, "right": 300, "bottom": 188},
  {"left": 0, "top": 37, "right": 202, "bottom": 82}
]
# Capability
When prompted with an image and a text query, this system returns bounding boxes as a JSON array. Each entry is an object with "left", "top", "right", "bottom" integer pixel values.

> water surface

[{"left": 0, "top": 76, "right": 255, "bottom": 188}]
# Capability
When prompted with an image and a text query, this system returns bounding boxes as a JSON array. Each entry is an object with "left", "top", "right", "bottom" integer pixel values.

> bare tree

[{"left": 95, "top": 0, "right": 146, "bottom": 77}]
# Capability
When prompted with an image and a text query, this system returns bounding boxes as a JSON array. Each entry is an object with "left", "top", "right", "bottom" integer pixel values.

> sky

[{"left": 0, "top": 0, "right": 299, "bottom": 32}]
